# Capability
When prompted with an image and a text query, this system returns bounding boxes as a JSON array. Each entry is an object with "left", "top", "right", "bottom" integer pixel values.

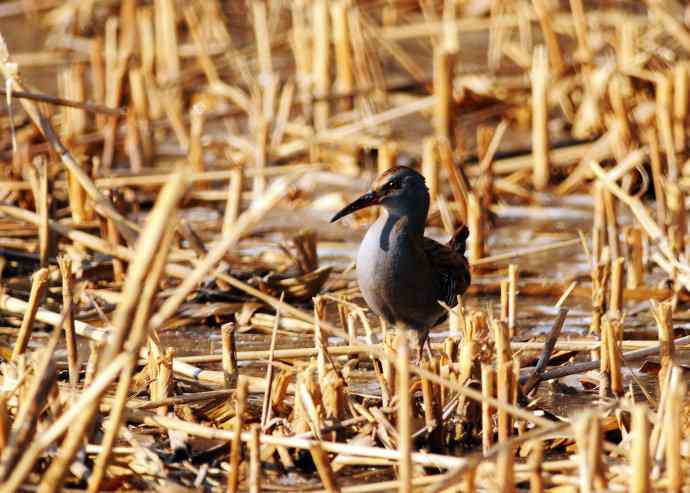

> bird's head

[{"left": 331, "top": 166, "right": 429, "bottom": 222}]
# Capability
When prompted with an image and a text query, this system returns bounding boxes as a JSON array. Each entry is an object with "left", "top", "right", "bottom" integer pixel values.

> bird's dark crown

[{"left": 371, "top": 166, "right": 426, "bottom": 192}]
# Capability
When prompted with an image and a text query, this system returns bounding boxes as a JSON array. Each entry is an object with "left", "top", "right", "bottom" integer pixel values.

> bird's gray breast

[{"left": 355, "top": 215, "right": 443, "bottom": 330}]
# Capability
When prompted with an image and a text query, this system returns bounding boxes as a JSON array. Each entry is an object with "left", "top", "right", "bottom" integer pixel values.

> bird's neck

[{"left": 379, "top": 206, "right": 427, "bottom": 239}]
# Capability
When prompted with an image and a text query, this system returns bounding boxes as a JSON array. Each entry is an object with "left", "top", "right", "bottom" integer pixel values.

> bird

[{"left": 331, "top": 165, "right": 471, "bottom": 360}]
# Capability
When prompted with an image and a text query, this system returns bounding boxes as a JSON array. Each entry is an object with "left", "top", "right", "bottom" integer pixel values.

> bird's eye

[{"left": 387, "top": 179, "right": 401, "bottom": 189}]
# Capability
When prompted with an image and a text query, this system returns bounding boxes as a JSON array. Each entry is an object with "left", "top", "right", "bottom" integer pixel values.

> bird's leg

[{"left": 416, "top": 330, "right": 431, "bottom": 365}]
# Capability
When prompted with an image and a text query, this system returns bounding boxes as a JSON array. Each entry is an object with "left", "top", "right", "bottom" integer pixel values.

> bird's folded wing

[{"left": 422, "top": 237, "right": 471, "bottom": 306}]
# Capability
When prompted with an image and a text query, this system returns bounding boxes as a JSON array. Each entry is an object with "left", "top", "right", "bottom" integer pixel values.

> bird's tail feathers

[{"left": 448, "top": 225, "right": 469, "bottom": 255}]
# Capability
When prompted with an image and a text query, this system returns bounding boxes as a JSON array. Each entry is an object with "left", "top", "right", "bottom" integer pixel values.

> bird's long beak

[{"left": 330, "top": 191, "right": 380, "bottom": 222}]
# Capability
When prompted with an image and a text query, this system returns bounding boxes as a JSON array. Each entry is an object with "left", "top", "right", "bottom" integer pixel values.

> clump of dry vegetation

[{"left": 0, "top": 0, "right": 689, "bottom": 491}]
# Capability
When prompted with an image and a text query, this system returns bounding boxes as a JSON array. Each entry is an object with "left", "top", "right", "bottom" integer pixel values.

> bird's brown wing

[{"left": 422, "top": 236, "right": 471, "bottom": 307}]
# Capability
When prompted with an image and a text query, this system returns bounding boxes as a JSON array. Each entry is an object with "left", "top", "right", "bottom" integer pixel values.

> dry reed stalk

[
  {"left": 508, "top": 264, "right": 518, "bottom": 337},
  {"left": 603, "top": 188, "right": 620, "bottom": 260},
  {"left": 28, "top": 156, "right": 53, "bottom": 267},
  {"left": 377, "top": 141, "right": 398, "bottom": 177},
  {"left": 500, "top": 280, "right": 509, "bottom": 323},
  {"left": 311, "top": 442, "right": 340, "bottom": 493},
  {"left": 149, "top": 173, "right": 303, "bottom": 331},
  {"left": 189, "top": 103, "right": 206, "bottom": 177},
  {"left": 673, "top": 63, "right": 688, "bottom": 153},
  {"left": 312, "top": 0, "right": 330, "bottom": 131},
  {"left": 433, "top": 45, "right": 454, "bottom": 143},
  {"left": 657, "top": 76, "right": 678, "bottom": 181},
  {"left": 569, "top": 0, "right": 592, "bottom": 64},
  {"left": 608, "top": 78, "right": 632, "bottom": 159},
  {"left": 666, "top": 183, "right": 686, "bottom": 250},
  {"left": 530, "top": 45, "right": 549, "bottom": 191},
  {"left": 84, "top": 341, "right": 102, "bottom": 387},
  {"left": 531, "top": 0, "right": 565, "bottom": 76},
  {"left": 471, "top": 238, "right": 582, "bottom": 267},
  {"left": 222, "top": 323, "right": 237, "bottom": 388},
  {"left": 58, "top": 255, "right": 79, "bottom": 389},
  {"left": 228, "top": 376, "right": 248, "bottom": 493},
  {"left": 625, "top": 227, "right": 644, "bottom": 289},
  {"left": 609, "top": 257, "right": 624, "bottom": 317},
  {"left": 653, "top": 301, "right": 675, "bottom": 393},
  {"left": 422, "top": 137, "right": 439, "bottom": 202},
  {"left": 0, "top": 323, "right": 60, "bottom": 484},
  {"left": 574, "top": 412, "right": 607, "bottom": 493},
  {"left": 521, "top": 308, "right": 568, "bottom": 396},
  {"left": 604, "top": 317, "right": 623, "bottom": 397},
  {"left": 590, "top": 261, "right": 608, "bottom": 338},
  {"left": 11, "top": 267, "right": 49, "bottom": 360},
  {"left": 331, "top": 0, "right": 353, "bottom": 112},
  {"left": 592, "top": 182, "right": 606, "bottom": 264},
  {"left": 528, "top": 439, "right": 544, "bottom": 493},
  {"left": 421, "top": 359, "right": 442, "bottom": 452},
  {"left": 100, "top": 171, "right": 187, "bottom": 366},
  {"left": 222, "top": 167, "right": 244, "bottom": 235},
  {"left": 105, "top": 190, "right": 126, "bottom": 282},
  {"left": 438, "top": 138, "right": 468, "bottom": 223},
  {"left": 0, "top": 35, "right": 138, "bottom": 245},
  {"left": 156, "top": 347, "right": 174, "bottom": 416},
  {"left": 494, "top": 320, "right": 512, "bottom": 442},
  {"left": 87, "top": 180, "right": 184, "bottom": 492},
  {"left": 128, "top": 68, "right": 152, "bottom": 160},
  {"left": 463, "top": 465, "right": 477, "bottom": 493},
  {"left": 314, "top": 296, "right": 328, "bottom": 382},
  {"left": 496, "top": 442, "right": 516, "bottom": 493},
  {"left": 664, "top": 366, "right": 685, "bottom": 493},
  {"left": 396, "top": 334, "right": 412, "bottom": 493},
  {"left": 1, "top": 354, "right": 126, "bottom": 492},
  {"left": 128, "top": 408, "right": 467, "bottom": 469},
  {"left": 249, "top": 423, "right": 261, "bottom": 493},
  {"left": 481, "top": 363, "right": 495, "bottom": 454},
  {"left": 599, "top": 314, "right": 610, "bottom": 398},
  {"left": 467, "top": 192, "right": 483, "bottom": 263},
  {"left": 631, "top": 404, "right": 650, "bottom": 493},
  {"left": 0, "top": 396, "right": 7, "bottom": 453}
]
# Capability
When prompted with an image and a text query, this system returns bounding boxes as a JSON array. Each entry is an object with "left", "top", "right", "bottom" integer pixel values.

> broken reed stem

[
  {"left": 609, "top": 257, "right": 624, "bottom": 317},
  {"left": 222, "top": 323, "right": 237, "bottom": 388},
  {"left": 311, "top": 442, "right": 340, "bottom": 493},
  {"left": 494, "top": 320, "right": 512, "bottom": 442},
  {"left": 604, "top": 317, "right": 623, "bottom": 397},
  {"left": 468, "top": 192, "right": 483, "bottom": 262},
  {"left": 665, "top": 366, "right": 685, "bottom": 493},
  {"left": 508, "top": 264, "right": 518, "bottom": 337},
  {"left": 396, "top": 335, "right": 412, "bottom": 493},
  {"left": 228, "top": 376, "right": 248, "bottom": 493},
  {"left": 422, "top": 137, "right": 439, "bottom": 202},
  {"left": 625, "top": 227, "right": 644, "bottom": 289},
  {"left": 433, "top": 45, "right": 454, "bottom": 143},
  {"left": 631, "top": 404, "right": 650, "bottom": 493},
  {"left": 58, "top": 256, "right": 79, "bottom": 389},
  {"left": 312, "top": 0, "right": 330, "bottom": 131},
  {"left": 222, "top": 167, "right": 243, "bottom": 235},
  {"left": 30, "top": 156, "right": 53, "bottom": 268},
  {"left": 496, "top": 442, "right": 516, "bottom": 493},
  {"left": 528, "top": 439, "right": 544, "bottom": 493},
  {"left": 481, "top": 363, "right": 495, "bottom": 454},
  {"left": 673, "top": 63, "right": 688, "bottom": 154},
  {"left": 156, "top": 347, "right": 174, "bottom": 416},
  {"left": 0, "top": 396, "right": 7, "bottom": 453},
  {"left": 654, "top": 300, "right": 675, "bottom": 392},
  {"left": 249, "top": 424, "right": 261, "bottom": 493},
  {"left": 11, "top": 267, "right": 49, "bottom": 360},
  {"left": 500, "top": 280, "right": 509, "bottom": 323},
  {"left": 531, "top": 45, "right": 549, "bottom": 191}
]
